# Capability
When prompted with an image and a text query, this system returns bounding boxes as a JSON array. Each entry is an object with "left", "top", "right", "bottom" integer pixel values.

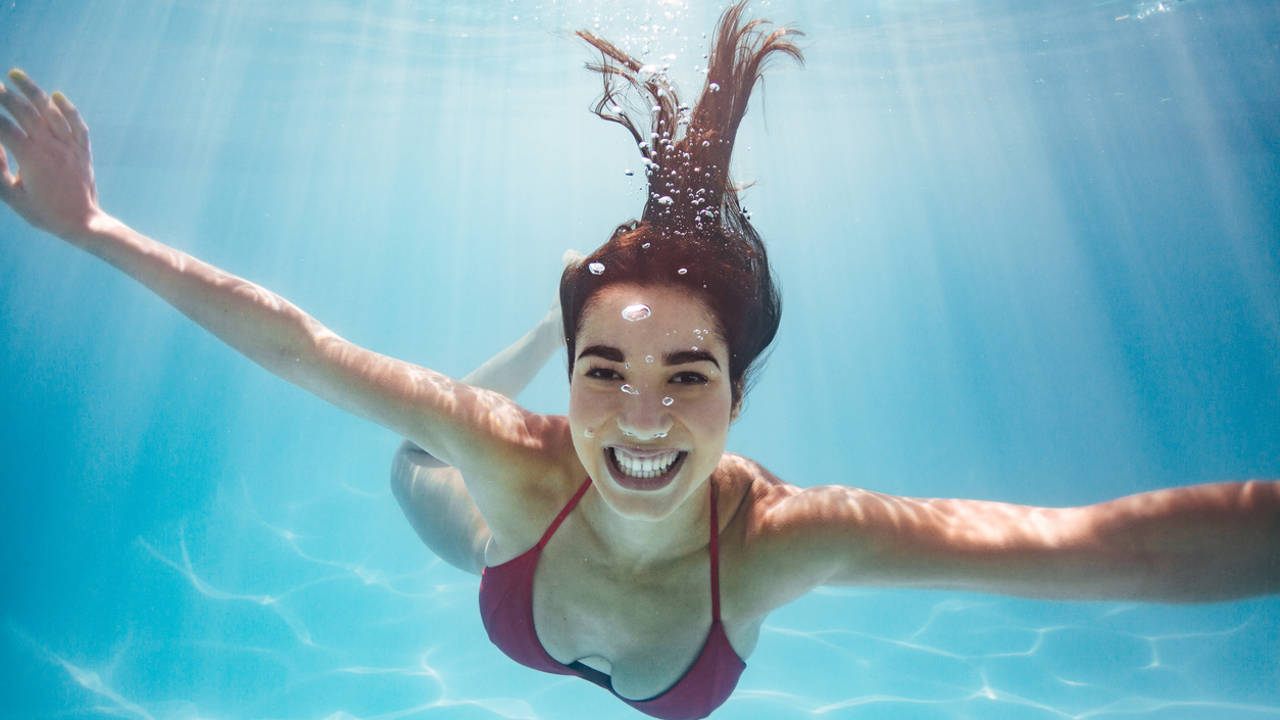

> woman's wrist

[{"left": 63, "top": 208, "right": 121, "bottom": 249}]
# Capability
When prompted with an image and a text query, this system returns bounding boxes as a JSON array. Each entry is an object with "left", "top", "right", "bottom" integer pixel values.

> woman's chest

[{"left": 528, "top": 527, "right": 762, "bottom": 700}]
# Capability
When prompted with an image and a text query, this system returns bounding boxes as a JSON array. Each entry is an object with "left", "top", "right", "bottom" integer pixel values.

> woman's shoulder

[
  {"left": 468, "top": 413, "right": 586, "bottom": 552},
  {"left": 715, "top": 452, "right": 816, "bottom": 526},
  {"left": 716, "top": 453, "right": 873, "bottom": 617}
]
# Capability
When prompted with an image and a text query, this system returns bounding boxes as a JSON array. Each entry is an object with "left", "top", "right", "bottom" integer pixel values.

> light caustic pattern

[{"left": 10, "top": 470, "right": 1278, "bottom": 720}]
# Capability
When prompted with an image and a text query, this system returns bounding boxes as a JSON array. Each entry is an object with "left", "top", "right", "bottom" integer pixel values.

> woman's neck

[{"left": 579, "top": 477, "right": 716, "bottom": 572}]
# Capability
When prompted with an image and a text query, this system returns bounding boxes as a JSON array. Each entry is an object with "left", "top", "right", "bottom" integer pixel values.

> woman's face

[{"left": 569, "top": 283, "right": 734, "bottom": 520}]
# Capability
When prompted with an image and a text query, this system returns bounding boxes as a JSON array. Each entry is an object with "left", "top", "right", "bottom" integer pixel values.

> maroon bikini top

[{"left": 478, "top": 478, "right": 745, "bottom": 720}]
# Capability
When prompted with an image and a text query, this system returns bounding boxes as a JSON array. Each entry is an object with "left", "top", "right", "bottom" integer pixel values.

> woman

[{"left": 1, "top": 3, "right": 1276, "bottom": 719}]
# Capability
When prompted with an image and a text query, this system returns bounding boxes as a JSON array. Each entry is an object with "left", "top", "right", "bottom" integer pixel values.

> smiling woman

[
  {"left": 1, "top": 1, "right": 1279, "bottom": 719},
  {"left": 570, "top": 284, "right": 734, "bottom": 518}
]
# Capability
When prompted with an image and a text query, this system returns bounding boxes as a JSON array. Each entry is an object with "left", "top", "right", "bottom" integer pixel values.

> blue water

[{"left": 2, "top": 0, "right": 1278, "bottom": 717}]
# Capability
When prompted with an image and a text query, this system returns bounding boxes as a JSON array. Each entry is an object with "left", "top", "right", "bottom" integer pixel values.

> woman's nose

[{"left": 616, "top": 387, "right": 673, "bottom": 440}]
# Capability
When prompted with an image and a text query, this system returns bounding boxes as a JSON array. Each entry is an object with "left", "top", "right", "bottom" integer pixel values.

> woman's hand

[{"left": 0, "top": 69, "right": 103, "bottom": 240}]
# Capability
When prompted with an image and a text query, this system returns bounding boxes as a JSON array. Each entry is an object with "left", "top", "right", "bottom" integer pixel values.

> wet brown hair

[{"left": 561, "top": 1, "right": 803, "bottom": 410}]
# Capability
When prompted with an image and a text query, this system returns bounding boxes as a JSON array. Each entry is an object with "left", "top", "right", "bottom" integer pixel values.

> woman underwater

[{"left": 1, "top": 3, "right": 1277, "bottom": 719}]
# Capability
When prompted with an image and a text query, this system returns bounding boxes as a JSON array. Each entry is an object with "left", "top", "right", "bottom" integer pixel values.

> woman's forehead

[{"left": 578, "top": 284, "right": 724, "bottom": 348}]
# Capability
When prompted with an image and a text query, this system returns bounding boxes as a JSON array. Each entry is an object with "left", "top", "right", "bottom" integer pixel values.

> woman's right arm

[{"left": 0, "top": 71, "right": 547, "bottom": 483}]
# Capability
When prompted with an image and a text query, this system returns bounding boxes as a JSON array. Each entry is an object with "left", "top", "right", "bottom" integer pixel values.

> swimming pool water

[{"left": 2, "top": 1, "right": 1277, "bottom": 717}]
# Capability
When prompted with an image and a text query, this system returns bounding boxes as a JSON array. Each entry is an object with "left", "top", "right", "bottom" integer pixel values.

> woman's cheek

[{"left": 569, "top": 383, "right": 609, "bottom": 427}]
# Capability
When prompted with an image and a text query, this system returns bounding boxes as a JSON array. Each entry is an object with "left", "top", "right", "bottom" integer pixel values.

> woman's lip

[
  {"left": 607, "top": 444, "right": 685, "bottom": 458},
  {"left": 605, "top": 448, "right": 688, "bottom": 491}
]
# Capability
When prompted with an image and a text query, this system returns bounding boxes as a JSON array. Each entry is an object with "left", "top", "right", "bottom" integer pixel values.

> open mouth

[{"left": 605, "top": 446, "right": 688, "bottom": 491}]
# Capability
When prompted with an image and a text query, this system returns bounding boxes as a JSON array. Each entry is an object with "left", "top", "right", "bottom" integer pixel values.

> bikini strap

[
  {"left": 709, "top": 481, "right": 723, "bottom": 622},
  {"left": 535, "top": 477, "right": 593, "bottom": 551}
]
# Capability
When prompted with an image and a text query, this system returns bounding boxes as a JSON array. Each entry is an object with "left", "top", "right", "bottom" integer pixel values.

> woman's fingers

[
  {"left": 0, "top": 71, "right": 43, "bottom": 136},
  {"left": 52, "top": 91, "right": 89, "bottom": 152},
  {"left": 8, "top": 69, "right": 49, "bottom": 108},
  {"left": 0, "top": 107, "right": 28, "bottom": 168},
  {"left": 7, "top": 70, "right": 73, "bottom": 141}
]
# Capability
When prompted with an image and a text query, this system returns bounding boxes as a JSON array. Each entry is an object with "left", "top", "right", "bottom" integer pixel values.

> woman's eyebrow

[
  {"left": 665, "top": 349, "right": 720, "bottom": 369},
  {"left": 577, "top": 344, "right": 625, "bottom": 363}
]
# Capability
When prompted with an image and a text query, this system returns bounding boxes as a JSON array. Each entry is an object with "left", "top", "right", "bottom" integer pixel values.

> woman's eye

[
  {"left": 585, "top": 367, "right": 623, "bottom": 381},
  {"left": 670, "top": 371, "right": 709, "bottom": 385}
]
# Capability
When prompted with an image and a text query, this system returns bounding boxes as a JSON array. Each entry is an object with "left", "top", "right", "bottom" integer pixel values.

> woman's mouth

[{"left": 605, "top": 446, "right": 688, "bottom": 491}]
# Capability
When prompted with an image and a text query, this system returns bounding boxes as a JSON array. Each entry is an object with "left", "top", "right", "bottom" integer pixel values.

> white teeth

[{"left": 611, "top": 448, "right": 680, "bottom": 479}]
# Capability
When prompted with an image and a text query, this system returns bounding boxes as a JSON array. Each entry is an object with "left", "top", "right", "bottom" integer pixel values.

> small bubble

[
  {"left": 583, "top": 428, "right": 595, "bottom": 439},
  {"left": 662, "top": 396, "right": 675, "bottom": 407},
  {"left": 677, "top": 267, "right": 688, "bottom": 275},
  {"left": 657, "top": 196, "right": 674, "bottom": 206},
  {"left": 654, "top": 431, "right": 669, "bottom": 438},
  {"left": 621, "top": 384, "right": 639, "bottom": 395},
  {"left": 642, "top": 242, "right": 651, "bottom": 249},
  {"left": 589, "top": 262, "right": 605, "bottom": 275},
  {"left": 624, "top": 169, "right": 634, "bottom": 176},
  {"left": 624, "top": 362, "right": 631, "bottom": 370},
  {"left": 645, "top": 354, "right": 655, "bottom": 364},
  {"left": 691, "top": 346, "right": 698, "bottom": 351},
  {"left": 709, "top": 82, "right": 720, "bottom": 92},
  {"left": 701, "top": 140, "right": 710, "bottom": 147},
  {"left": 622, "top": 303, "right": 652, "bottom": 321}
]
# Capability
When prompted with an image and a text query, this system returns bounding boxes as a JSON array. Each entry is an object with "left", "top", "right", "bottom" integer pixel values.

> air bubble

[
  {"left": 657, "top": 196, "right": 674, "bottom": 206},
  {"left": 708, "top": 82, "right": 720, "bottom": 92},
  {"left": 645, "top": 355, "right": 655, "bottom": 364},
  {"left": 622, "top": 303, "right": 652, "bottom": 322},
  {"left": 624, "top": 169, "right": 634, "bottom": 176},
  {"left": 677, "top": 267, "right": 688, "bottom": 275},
  {"left": 621, "top": 384, "right": 639, "bottom": 395},
  {"left": 583, "top": 428, "right": 595, "bottom": 439},
  {"left": 589, "top": 262, "right": 605, "bottom": 275},
  {"left": 642, "top": 242, "right": 651, "bottom": 249},
  {"left": 662, "top": 396, "right": 675, "bottom": 407}
]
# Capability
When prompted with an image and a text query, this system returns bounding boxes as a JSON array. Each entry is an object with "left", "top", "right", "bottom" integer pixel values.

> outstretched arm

[
  {"left": 749, "top": 477, "right": 1279, "bottom": 613},
  {"left": 0, "top": 71, "right": 547, "bottom": 485}
]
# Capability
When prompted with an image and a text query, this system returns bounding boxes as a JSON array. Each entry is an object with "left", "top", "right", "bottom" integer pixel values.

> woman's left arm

[{"left": 755, "top": 479, "right": 1279, "bottom": 606}]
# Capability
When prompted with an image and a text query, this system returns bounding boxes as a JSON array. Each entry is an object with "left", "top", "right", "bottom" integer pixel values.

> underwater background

[{"left": 1, "top": 0, "right": 1278, "bottom": 717}]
